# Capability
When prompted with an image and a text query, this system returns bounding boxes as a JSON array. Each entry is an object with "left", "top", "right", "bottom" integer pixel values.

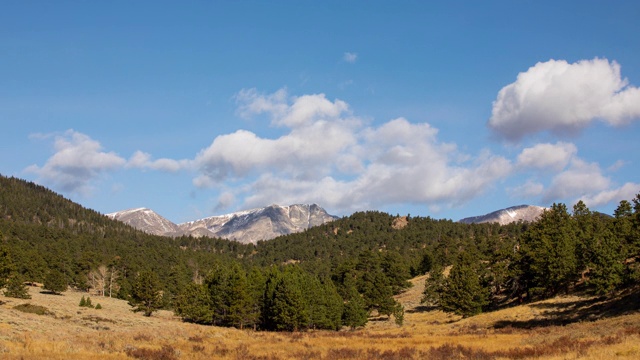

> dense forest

[{"left": 1, "top": 174, "right": 639, "bottom": 331}]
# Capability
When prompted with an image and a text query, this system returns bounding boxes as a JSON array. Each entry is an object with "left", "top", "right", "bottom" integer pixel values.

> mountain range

[
  {"left": 107, "top": 203, "right": 547, "bottom": 244},
  {"left": 107, "top": 204, "right": 339, "bottom": 244}
]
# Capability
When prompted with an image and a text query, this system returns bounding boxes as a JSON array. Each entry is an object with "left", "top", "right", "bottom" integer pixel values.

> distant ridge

[
  {"left": 459, "top": 205, "right": 546, "bottom": 225},
  {"left": 106, "top": 208, "right": 181, "bottom": 236},
  {"left": 107, "top": 204, "right": 338, "bottom": 244}
]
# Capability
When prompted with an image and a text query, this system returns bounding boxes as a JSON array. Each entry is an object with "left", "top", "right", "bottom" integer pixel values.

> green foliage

[
  {"left": 79, "top": 295, "right": 95, "bottom": 308},
  {"left": 129, "top": 270, "right": 162, "bottom": 316},
  {"left": 43, "top": 269, "right": 67, "bottom": 294},
  {"left": 13, "top": 303, "right": 51, "bottom": 315},
  {"left": 4, "top": 273, "right": 31, "bottom": 299},
  {"left": 342, "top": 282, "right": 368, "bottom": 329},
  {"left": 519, "top": 203, "right": 578, "bottom": 298},
  {"left": 95, "top": 303, "right": 102, "bottom": 310},
  {"left": 438, "top": 252, "right": 489, "bottom": 317},
  {"left": 174, "top": 282, "right": 213, "bottom": 324},
  {"left": 0, "top": 244, "right": 13, "bottom": 290}
]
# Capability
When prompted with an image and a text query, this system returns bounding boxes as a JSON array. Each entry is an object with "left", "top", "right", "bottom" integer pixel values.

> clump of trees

[
  {"left": 173, "top": 252, "right": 406, "bottom": 331},
  {"left": 422, "top": 196, "right": 640, "bottom": 317}
]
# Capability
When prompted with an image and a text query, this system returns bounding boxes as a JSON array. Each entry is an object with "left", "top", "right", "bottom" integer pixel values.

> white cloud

[
  {"left": 489, "top": 58, "right": 640, "bottom": 141},
  {"left": 508, "top": 180, "right": 545, "bottom": 198},
  {"left": 517, "top": 142, "right": 577, "bottom": 171},
  {"left": 580, "top": 183, "right": 640, "bottom": 208},
  {"left": 127, "top": 151, "right": 189, "bottom": 172},
  {"left": 194, "top": 92, "right": 514, "bottom": 213},
  {"left": 25, "top": 130, "right": 126, "bottom": 194},
  {"left": 343, "top": 52, "right": 357, "bottom": 63},
  {"left": 543, "top": 159, "right": 611, "bottom": 203}
]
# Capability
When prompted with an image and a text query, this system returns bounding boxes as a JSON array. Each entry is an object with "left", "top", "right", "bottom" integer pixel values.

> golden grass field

[{"left": 1, "top": 275, "right": 639, "bottom": 359}]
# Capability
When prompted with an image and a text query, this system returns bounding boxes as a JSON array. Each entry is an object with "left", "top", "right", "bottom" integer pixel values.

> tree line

[
  {"left": 1, "top": 174, "right": 639, "bottom": 330},
  {"left": 422, "top": 198, "right": 640, "bottom": 317}
]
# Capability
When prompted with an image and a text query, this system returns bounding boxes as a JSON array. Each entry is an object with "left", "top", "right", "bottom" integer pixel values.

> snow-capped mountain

[
  {"left": 178, "top": 204, "right": 338, "bottom": 244},
  {"left": 107, "top": 204, "right": 338, "bottom": 244},
  {"left": 106, "top": 208, "right": 182, "bottom": 236},
  {"left": 458, "top": 205, "right": 546, "bottom": 225}
]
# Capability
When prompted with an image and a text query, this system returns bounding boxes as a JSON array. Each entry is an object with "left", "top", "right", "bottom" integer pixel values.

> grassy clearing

[{"left": 0, "top": 278, "right": 638, "bottom": 359}]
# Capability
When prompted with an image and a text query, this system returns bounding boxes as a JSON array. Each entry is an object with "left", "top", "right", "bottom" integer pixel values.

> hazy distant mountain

[
  {"left": 108, "top": 204, "right": 338, "bottom": 244},
  {"left": 459, "top": 205, "right": 546, "bottom": 225},
  {"left": 106, "top": 208, "right": 182, "bottom": 236}
]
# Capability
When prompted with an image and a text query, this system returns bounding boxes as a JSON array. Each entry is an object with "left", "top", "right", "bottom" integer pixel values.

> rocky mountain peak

[{"left": 107, "top": 204, "right": 338, "bottom": 244}]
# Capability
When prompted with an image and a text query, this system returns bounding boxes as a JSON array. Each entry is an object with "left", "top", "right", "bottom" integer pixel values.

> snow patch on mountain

[{"left": 459, "top": 205, "right": 547, "bottom": 225}]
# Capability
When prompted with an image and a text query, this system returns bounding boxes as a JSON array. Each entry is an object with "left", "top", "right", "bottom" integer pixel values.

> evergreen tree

[
  {"left": 421, "top": 264, "right": 445, "bottom": 306},
  {"left": 519, "top": 203, "right": 578, "bottom": 298},
  {"left": 79, "top": 296, "right": 86, "bottom": 307},
  {"left": 438, "top": 252, "right": 488, "bottom": 317},
  {"left": 0, "top": 244, "right": 13, "bottom": 290},
  {"left": 588, "top": 226, "right": 623, "bottom": 295},
  {"left": 128, "top": 270, "right": 162, "bottom": 316},
  {"left": 225, "top": 263, "right": 253, "bottom": 329},
  {"left": 4, "top": 273, "right": 31, "bottom": 299},
  {"left": 174, "top": 282, "right": 213, "bottom": 324},
  {"left": 270, "top": 274, "right": 309, "bottom": 331},
  {"left": 342, "top": 282, "right": 368, "bottom": 329},
  {"left": 417, "top": 250, "right": 433, "bottom": 275},
  {"left": 246, "top": 266, "right": 265, "bottom": 330},
  {"left": 43, "top": 269, "right": 67, "bottom": 294}
]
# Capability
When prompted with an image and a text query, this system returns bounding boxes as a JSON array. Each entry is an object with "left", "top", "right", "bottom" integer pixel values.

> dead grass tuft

[{"left": 125, "top": 344, "right": 178, "bottom": 360}]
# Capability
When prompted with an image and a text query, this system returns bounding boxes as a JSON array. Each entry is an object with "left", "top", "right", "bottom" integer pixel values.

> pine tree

[
  {"left": 43, "top": 269, "right": 67, "bottom": 295},
  {"left": 4, "top": 273, "right": 31, "bottom": 299},
  {"left": 79, "top": 296, "right": 87, "bottom": 307},
  {"left": 588, "top": 226, "right": 623, "bottom": 295},
  {"left": 174, "top": 282, "right": 213, "bottom": 324},
  {"left": 270, "top": 275, "right": 309, "bottom": 331},
  {"left": 519, "top": 203, "right": 578, "bottom": 298},
  {"left": 438, "top": 252, "right": 488, "bottom": 317},
  {"left": 128, "top": 270, "right": 162, "bottom": 317},
  {"left": 342, "top": 283, "right": 368, "bottom": 329},
  {"left": 0, "top": 244, "right": 13, "bottom": 290}
]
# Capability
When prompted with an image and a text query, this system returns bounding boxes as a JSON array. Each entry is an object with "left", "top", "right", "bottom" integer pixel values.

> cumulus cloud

[
  {"left": 25, "top": 130, "right": 126, "bottom": 194},
  {"left": 343, "top": 52, "right": 357, "bottom": 63},
  {"left": 489, "top": 58, "right": 640, "bottom": 141},
  {"left": 517, "top": 142, "right": 577, "bottom": 171},
  {"left": 580, "top": 183, "right": 640, "bottom": 208},
  {"left": 195, "top": 90, "right": 513, "bottom": 213},
  {"left": 543, "top": 159, "right": 611, "bottom": 203},
  {"left": 127, "top": 151, "right": 189, "bottom": 172}
]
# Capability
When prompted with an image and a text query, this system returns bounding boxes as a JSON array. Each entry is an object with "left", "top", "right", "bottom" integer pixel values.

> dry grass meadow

[{"left": 1, "top": 275, "right": 639, "bottom": 359}]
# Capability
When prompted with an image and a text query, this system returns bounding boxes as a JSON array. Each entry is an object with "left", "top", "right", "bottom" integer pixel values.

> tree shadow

[
  {"left": 407, "top": 305, "right": 437, "bottom": 313},
  {"left": 493, "top": 288, "right": 640, "bottom": 329}
]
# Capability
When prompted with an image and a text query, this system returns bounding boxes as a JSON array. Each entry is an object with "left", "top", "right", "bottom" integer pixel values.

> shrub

[
  {"left": 13, "top": 303, "right": 51, "bottom": 316},
  {"left": 95, "top": 303, "right": 102, "bottom": 310},
  {"left": 124, "top": 344, "right": 178, "bottom": 360}
]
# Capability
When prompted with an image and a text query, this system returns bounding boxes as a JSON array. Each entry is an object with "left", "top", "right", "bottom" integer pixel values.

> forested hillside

[{"left": 1, "top": 174, "right": 639, "bottom": 332}]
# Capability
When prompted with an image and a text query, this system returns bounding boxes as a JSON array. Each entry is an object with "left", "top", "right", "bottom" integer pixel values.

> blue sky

[{"left": 2, "top": 1, "right": 639, "bottom": 223}]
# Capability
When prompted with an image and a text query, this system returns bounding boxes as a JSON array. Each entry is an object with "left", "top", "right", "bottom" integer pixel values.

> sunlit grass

[{"left": 0, "top": 280, "right": 638, "bottom": 359}]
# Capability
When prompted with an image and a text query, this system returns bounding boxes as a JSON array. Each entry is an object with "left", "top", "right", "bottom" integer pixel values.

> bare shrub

[
  {"left": 325, "top": 347, "right": 362, "bottom": 360},
  {"left": 125, "top": 344, "right": 178, "bottom": 360},
  {"left": 422, "top": 343, "right": 492, "bottom": 360},
  {"left": 133, "top": 333, "right": 153, "bottom": 342},
  {"left": 188, "top": 335, "right": 203, "bottom": 343}
]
